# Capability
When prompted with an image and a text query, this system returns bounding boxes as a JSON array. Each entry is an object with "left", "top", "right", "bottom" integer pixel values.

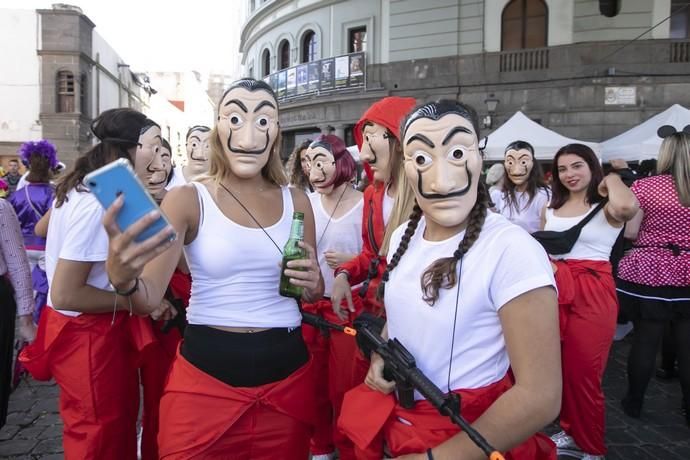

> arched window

[
  {"left": 279, "top": 40, "right": 290, "bottom": 69},
  {"left": 501, "top": 0, "right": 547, "bottom": 50},
  {"left": 671, "top": 0, "right": 690, "bottom": 38},
  {"left": 262, "top": 49, "right": 271, "bottom": 77},
  {"left": 301, "top": 30, "right": 317, "bottom": 63},
  {"left": 56, "top": 70, "right": 75, "bottom": 113}
]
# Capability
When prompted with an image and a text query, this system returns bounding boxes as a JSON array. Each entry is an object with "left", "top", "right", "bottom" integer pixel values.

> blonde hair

[
  {"left": 657, "top": 133, "right": 690, "bottom": 206},
  {"left": 206, "top": 125, "right": 287, "bottom": 187},
  {"left": 380, "top": 140, "right": 416, "bottom": 255}
]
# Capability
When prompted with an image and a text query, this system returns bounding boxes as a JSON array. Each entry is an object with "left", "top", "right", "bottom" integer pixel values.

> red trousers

[
  {"left": 158, "top": 351, "right": 317, "bottom": 459},
  {"left": 554, "top": 259, "right": 618, "bottom": 455},
  {"left": 20, "top": 308, "right": 140, "bottom": 460},
  {"left": 338, "top": 375, "right": 556, "bottom": 459},
  {"left": 302, "top": 295, "right": 366, "bottom": 459}
]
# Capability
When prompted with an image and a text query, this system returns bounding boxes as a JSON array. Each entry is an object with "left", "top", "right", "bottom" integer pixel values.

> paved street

[{"left": 0, "top": 337, "right": 687, "bottom": 459}]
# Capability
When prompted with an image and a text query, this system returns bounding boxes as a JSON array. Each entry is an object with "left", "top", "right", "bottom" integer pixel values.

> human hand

[
  {"left": 150, "top": 298, "right": 177, "bottom": 322},
  {"left": 17, "top": 314, "right": 36, "bottom": 343},
  {"left": 103, "top": 195, "right": 177, "bottom": 290},
  {"left": 609, "top": 159, "right": 628, "bottom": 170},
  {"left": 324, "top": 251, "right": 355, "bottom": 269},
  {"left": 331, "top": 272, "right": 355, "bottom": 320},
  {"left": 365, "top": 352, "right": 396, "bottom": 395},
  {"left": 282, "top": 241, "right": 321, "bottom": 294}
]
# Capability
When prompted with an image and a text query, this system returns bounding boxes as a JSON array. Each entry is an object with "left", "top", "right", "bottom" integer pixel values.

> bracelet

[
  {"left": 334, "top": 268, "right": 351, "bottom": 281},
  {"left": 426, "top": 448, "right": 434, "bottom": 460},
  {"left": 113, "top": 277, "right": 139, "bottom": 297}
]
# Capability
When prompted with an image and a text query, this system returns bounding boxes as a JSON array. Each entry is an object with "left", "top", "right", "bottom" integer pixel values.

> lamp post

[{"left": 483, "top": 95, "right": 500, "bottom": 130}]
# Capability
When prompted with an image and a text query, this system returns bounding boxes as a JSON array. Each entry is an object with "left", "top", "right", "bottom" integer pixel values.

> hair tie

[{"left": 453, "top": 249, "right": 463, "bottom": 259}]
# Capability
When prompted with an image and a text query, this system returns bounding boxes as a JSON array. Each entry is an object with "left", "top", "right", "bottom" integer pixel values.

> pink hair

[{"left": 310, "top": 134, "right": 356, "bottom": 188}]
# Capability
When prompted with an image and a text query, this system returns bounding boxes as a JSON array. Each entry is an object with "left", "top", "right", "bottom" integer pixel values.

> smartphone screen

[{"left": 85, "top": 158, "right": 173, "bottom": 243}]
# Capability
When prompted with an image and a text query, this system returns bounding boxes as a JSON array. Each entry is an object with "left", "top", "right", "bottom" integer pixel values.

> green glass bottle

[{"left": 279, "top": 211, "right": 307, "bottom": 298}]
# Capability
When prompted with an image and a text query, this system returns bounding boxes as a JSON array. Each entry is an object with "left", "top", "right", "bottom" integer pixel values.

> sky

[{"left": 0, "top": 0, "right": 245, "bottom": 76}]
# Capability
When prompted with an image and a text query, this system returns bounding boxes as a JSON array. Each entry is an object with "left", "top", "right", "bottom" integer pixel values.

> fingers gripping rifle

[{"left": 300, "top": 310, "right": 505, "bottom": 460}]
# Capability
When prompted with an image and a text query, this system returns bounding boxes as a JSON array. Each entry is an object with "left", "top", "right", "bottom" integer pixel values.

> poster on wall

[
  {"left": 335, "top": 56, "right": 349, "bottom": 88},
  {"left": 286, "top": 67, "right": 297, "bottom": 97},
  {"left": 296, "top": 64, "right": 309, "bottom": 95},
  {"left": 320, "top": 58, "right": 335, "bottom": 91},
  {"left": 277, "top": 71, "right": 287, "bottom": 99},
  {"left": 308, "top": 62, "right": 320, "bottom": 92},
  {"left": 348, "top": 53, "right": 364, "bottom": 87}
]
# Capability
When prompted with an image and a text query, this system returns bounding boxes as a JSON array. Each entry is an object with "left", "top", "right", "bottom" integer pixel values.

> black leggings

[
  {"left": 181, "top": 324, "right": 309, "bottom": 388},
  {"left": 624, "top": 317, "right": 690, "bottom": 412}
]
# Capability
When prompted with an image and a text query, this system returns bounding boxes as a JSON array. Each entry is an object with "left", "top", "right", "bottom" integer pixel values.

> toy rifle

[{"left": 300, "top": 310, "right": 505, "bottom": 460}]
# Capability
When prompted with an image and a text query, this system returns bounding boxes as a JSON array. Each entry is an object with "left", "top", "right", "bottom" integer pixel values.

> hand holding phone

[{"left": 86, "top": 159, "right": 177, "bottom": 292}]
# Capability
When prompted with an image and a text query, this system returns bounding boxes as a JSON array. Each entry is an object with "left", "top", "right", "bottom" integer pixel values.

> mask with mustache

[{"left": 504, "top": 148, "right": 533, "bottom": 187}]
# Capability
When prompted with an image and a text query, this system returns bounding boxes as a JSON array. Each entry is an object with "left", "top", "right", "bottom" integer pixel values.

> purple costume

[{"left": 9, "top": 183, "right": 54, "bottom": 322}]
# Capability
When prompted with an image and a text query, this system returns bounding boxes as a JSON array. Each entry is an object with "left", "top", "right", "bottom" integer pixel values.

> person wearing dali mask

[
  {"left": 490, "top": 141, "right": 550, "bottom": 234},
  {"left": 102, "top": 78, "right": 324, "bottom": 459},
  {"left": 301, "top": 134, "right": 363, "bottom": 460},
  {"left": 166, "top": 125, "right": 211, "bottom": 189},
  {"left": 338, "top": 100, "right": 561, "bottom": 460}
]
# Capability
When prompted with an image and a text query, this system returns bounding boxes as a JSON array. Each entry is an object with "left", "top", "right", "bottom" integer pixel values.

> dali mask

[
  {"left": 306, "top": 144, "right": 337, "bottom": 195},
  {"left": 134, "top": 124, "right": 167, "bottom": 201},
  {"left": 504, "top": 148, "right": 533, "bottom": 187},
  {"left": 217, "top": 86, "right": 279, "bottom": 179},
  {"left": 186, "top": 127, "right": 211, "bottom": 176},
  {"left": 359, "top": 121, "right": 393, "bottom": 183},
  {"left": 403, "top": 111, "right": 482, "bottom": 229}
]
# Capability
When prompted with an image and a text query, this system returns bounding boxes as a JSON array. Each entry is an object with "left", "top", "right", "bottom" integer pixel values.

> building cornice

[
  {"left": 240, "top": 0, "right": 345, "bottom": 60},
  {"left": 36, "top": 8, "right": 96, "bottom": 29}
]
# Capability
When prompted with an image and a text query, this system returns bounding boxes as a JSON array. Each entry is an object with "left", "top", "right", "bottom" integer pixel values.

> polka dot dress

[{"left": 617, "top": 174, "right": 690, "bottom": 287}]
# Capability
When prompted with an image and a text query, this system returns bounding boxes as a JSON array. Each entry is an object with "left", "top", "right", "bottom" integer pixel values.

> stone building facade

[{"left": 239, "top": 0, "right": 690, "bottom": 157}]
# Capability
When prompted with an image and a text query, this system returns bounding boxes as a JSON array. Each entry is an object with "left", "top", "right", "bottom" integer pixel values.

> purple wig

[
  {"left": 18, "top": 140, "right": 59, "bottom": 170},
  {"left": 309, "top": 134, "right": 356, "bottom": 188}
]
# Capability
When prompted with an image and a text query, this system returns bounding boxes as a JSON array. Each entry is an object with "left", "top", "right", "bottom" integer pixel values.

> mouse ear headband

[{"left": 657, "top": 125, "right": 690, "bottom": 138}]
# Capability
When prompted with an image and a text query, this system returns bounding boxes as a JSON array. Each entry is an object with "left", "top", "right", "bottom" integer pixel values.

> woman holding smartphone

[
  {"left": 20, "top": 108, "right": 157, "bottom": 460},
  {"left": 103, "top": 78, "right": 324, "bottom": 459}
]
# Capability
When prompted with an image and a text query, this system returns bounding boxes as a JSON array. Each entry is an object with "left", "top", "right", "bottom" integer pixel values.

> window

[
  {"left": 501, "top": 0, "right": 547, "bottom": 51},
  {"left": 80, "top": 73, "right": 88, "bottom": 115},
  {"left": 301, "top": 30, "right": 317, "bottom": 63},
  {"left": 279, "top": 40, "right": 290, "bottom": 69},
  {"left": 348, "top": 27, "right": 367, "bottom": 53},
  {"left": 670, "top": 0, "right": 690, "bottom": 39},
  {"left": 262, "top": 49, "right": 271, "bottom": 77},
  {"left": 57, "top": 71, "right": 75, "bottom": 113}
]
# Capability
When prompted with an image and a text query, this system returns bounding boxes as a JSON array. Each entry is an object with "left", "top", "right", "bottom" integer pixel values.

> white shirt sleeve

[
  {"left": 488, "top": 226, "right": 555, "bottom": 311},
  {"left": 58, "top": 195, "right": 109, "bottom": 262}
]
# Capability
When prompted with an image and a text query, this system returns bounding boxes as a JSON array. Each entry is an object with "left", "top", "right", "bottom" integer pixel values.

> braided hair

[{"left": 378, "top": 99, "right": 489, "bottom": 306}]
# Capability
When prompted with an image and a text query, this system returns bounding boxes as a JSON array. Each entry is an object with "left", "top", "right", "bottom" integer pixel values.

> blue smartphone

[{"left": 84, "top": 158, "right": 173, "bottom": 243}]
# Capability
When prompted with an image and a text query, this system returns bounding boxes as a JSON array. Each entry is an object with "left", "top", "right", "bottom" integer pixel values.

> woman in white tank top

[
  {"left": 541, "top": 143, "right": 639, "bottom": 460},
  {"left": 302, "top": 134, "right": 362, "bottom": 459},
  {"left": 103, "top": 79, "right": 324, "bottom": 459}
]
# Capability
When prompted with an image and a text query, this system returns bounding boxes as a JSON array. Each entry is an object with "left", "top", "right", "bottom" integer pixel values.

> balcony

[
  {"left": 499, "top": 48, "right": 550, "bottom": 72},
  {"left": 263, "top": 52, "right": 366, "bottom": 103}
]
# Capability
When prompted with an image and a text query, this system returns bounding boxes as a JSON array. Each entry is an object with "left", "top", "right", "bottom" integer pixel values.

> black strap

[{"left": 570, "top": 199, "right": 608, "bottom": 232}]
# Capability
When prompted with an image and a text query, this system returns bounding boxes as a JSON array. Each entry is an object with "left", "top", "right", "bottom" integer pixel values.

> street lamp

[{"left": 483, "top": 95, "right": 500, "bottom": 130}]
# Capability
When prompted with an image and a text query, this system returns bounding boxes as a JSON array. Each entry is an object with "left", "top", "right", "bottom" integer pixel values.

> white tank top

[
  {"left": 309, "top": 192, "right": 363, "bottom": 296},
  {"left": 544, "top": 204, "right": 621, "bottom": 261},
  {"left": 184, "top": 182, "right": 302, "bottom": 328}
]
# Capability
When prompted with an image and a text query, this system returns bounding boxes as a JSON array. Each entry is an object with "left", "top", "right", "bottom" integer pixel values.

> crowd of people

[{"left": 0, "top": 77, "right": 688, "bottom": 460}]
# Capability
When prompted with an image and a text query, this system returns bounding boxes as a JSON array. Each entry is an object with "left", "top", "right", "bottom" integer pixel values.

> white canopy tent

[
  {"left": 481, "top": 111, "right": 600, "bottom": 161},
  {"left": 601, "top": 104, "right": 690, "bottom": 162}
]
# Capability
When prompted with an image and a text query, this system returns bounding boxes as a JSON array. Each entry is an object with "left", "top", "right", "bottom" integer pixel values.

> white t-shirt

[
  {"left": 490, "top": 187, "right": 550, "bottom": 234},
  {"left": 46, "top": 189, "right": 111, "bottom": 317},
  {"left": 385, "top": 213, "right": 555, "bottom": 396},
  {"left": 309, "top": 193, "right": 363, "bottom": 296},
  {"left": 165, "top": 164, "right": 187, "bottom": 190}
]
